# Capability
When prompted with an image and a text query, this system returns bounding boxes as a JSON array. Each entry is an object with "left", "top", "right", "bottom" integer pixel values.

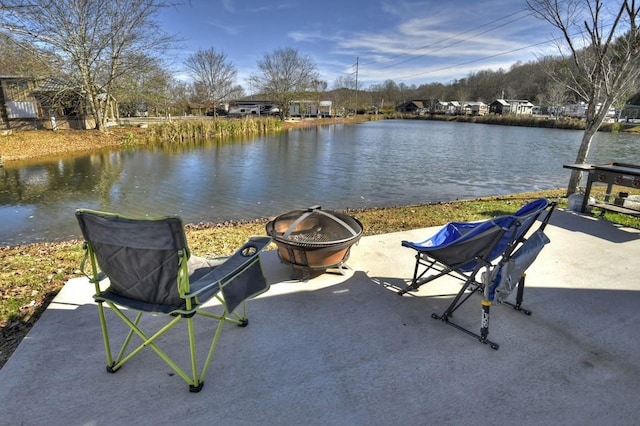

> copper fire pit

[{"left": 265, "top": 206, "right": 363, "bottom": 277}]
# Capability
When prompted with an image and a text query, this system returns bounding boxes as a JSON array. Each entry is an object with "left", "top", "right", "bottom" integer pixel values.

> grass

[{"left": 2, "top": 188, "right": 640, "bottom": 369}]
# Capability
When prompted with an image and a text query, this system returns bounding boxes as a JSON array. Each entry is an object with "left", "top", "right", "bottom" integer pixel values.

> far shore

[
  {"left": 0, "top": 116, "right": 372, "bottom": 165},
  {"left": 3, "top": 113, "right": 640, "bottom": 166}
]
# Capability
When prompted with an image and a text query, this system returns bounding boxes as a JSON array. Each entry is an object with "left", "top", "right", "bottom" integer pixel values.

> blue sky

[{"left": 157, "top": 0, "right": 559, "bottom": 91}]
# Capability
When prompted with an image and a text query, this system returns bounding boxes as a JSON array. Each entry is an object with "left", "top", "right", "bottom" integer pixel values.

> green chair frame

[{"left": 76, "top": 209, "right": 271, "bottom": 392}]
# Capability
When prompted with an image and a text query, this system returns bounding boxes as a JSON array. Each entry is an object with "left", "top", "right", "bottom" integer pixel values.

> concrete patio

[{"left": 1, "top": 208, "right": 639, "bottom": 426}]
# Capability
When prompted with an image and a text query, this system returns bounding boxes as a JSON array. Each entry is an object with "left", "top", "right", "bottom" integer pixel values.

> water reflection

[{"left": 1, "top": 120, "right": 639, "bottom": 245}]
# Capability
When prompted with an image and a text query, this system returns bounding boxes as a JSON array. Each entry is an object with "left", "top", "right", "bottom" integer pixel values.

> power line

[
  {"left": 368, "top": 17, "right": 617, "bottom": 85},
  {"left": 392, "top": 38, "right": 555, "bottom": 82},
  {"left": 362, "top": 8, "right": 533, "bottom": 71},
  {"left": 352, "top": 0, "right": 588, "bottom": 87}
]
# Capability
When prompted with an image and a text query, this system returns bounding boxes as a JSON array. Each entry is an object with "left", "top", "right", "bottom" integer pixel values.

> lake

[{"left": 1, "top": 119, "right": 639, "bottom": 246}]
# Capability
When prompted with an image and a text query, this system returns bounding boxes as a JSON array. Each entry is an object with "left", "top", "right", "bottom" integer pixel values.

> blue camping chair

[{"left": 400, "top": 198, "right": 555, "bottom": 349}]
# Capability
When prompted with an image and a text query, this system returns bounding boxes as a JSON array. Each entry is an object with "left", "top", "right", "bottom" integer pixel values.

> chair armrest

[{"left": 186, "top": 236, "right": 272, "bottom": 299}]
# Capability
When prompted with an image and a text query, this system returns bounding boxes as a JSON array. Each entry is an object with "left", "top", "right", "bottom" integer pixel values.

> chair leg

[
  {"left": 432, "top": 298, "right": 500, "bottom": 350},
  {"left": 186, "top": 316, "right": 202, "bottom": 392},
  {"left": 479, "top": 299, "right": 499, "bottom": 349},
  {"left": 398, "top": 254, "right": 424, "bottom": 295},
  {"left": 96, "top": 301, "right": 116, "bottom": 371},
  {"left": 195, "top": 316, "right": 226, "bottom": 392},
  {"left": 431, "top": 273, "right": 501, "bottom": 350},
  {"left": 499, "top": 274, "right": 532, "bottom": 315},
  {"left": 103, "top": 304, "right": 198, "bottom": 385},
  {"left": 398, "top": 256, "right": 452, "bottom": 295}
]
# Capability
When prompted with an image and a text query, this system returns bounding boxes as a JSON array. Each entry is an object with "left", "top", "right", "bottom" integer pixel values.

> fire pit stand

[{"left": 265, "top": 206, "right": 364, "bottom": 280}]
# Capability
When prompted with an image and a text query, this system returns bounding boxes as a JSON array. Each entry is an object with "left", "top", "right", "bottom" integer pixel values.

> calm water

[{"left": 2, "top": 119, "right": 639, "bottom": 245}]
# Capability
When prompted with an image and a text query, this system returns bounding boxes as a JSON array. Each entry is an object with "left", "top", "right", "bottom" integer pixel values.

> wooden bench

[{"left": 591, "top": 202, "right": 640, "bottom": 217}]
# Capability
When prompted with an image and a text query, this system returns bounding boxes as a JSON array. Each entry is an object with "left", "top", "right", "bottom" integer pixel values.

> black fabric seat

[{"left": 76, "top": 209, "right": 271, "bottom": 392}]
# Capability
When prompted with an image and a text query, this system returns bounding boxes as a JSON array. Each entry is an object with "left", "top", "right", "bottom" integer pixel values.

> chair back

[
  {"left": 76, "top": 210, "right": 188, "bottom": 308},
  {"left": 486, "top": 198, "right": 549, "bottom": 262}
]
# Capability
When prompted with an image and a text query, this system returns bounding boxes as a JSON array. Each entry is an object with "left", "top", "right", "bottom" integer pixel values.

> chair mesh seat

[{"left": 76, "top": 209, "right": 271, "bottom": 392}]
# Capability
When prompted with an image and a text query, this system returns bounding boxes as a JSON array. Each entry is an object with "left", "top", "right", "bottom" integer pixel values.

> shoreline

[
  {"left": 3, "top": 114, "right": 639, "bottom": 166},
  {"left": 1, "top": 188, "right": 639, "bottom": 369},
  {"left": 0, "top": 116, "right": 372, "bottom": 165},
  {"left": 0, "top": 190, "right": 569, "bottom": 369}
]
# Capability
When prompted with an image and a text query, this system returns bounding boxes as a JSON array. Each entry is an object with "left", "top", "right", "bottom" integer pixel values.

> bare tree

[
  {"left": 0, "top": 32, "right": 58, "bottom": 76},
  {"left": 542, "top": 79, "right": 571, "bottom": 117},
  {"left": 169, "top": 79, "right": 195, "bottom": 116},
  {"left": 249, "top": 47, "right": 318, "bottom": 119},
  {"left": 527, "top": 0, "right": 640, "bottom": 195},
  {"left": 184, "top": 48, "right": 240, "bottom": 116},
  {"left": 112, "top": 56, "right": 177, "bottom": 117},
  {"left": 332, "top": 75, "right": 356, "bottom": 115},
  {"left": 1, "top": 0, "right": 175, "bottom": 131}
]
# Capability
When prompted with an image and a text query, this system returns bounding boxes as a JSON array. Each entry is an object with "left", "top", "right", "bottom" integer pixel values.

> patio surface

[{"left": 1, "top": 208, "right": 639, "bottom": 426}]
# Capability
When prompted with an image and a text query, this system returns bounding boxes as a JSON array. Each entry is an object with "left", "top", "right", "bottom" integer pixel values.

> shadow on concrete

[
  {"left": 2, "top": 265, "right": 640, "bottom": 425},
  {"left": 548, "top": 209, "right": 640, "bottom": 243}
]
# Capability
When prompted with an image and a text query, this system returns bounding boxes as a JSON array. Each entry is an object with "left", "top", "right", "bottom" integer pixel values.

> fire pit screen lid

[{"left": 267, "top": 206, "right": 363, "bottom": 247}]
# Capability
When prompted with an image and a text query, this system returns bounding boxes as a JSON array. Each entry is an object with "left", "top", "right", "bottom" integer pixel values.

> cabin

[
  {"left": 463, "top": 101, "right": 489, "bottom": 116},
  {"left": 0, "top": 75, "right": 39, "bottom": 130},
  {"left": 489, "top": 99, "right": 534, "bottom": 115},
  {"left": 431, "top": 100, "right": 464, "bottom": 115},
  {"left": 289, "top": 100, "right": 333, "bottom": 118},
  {"left": 489, "top": 99, "right": 510, "bottom": 115},
  {"left": 395, "top": 100, "right": 432, "bottom": 114},
  {"left": 0, "top": 75, "right": 117, "bottom": 130},
  {"left": 506, "top": 99, "right": 534, "bottom": 115}
]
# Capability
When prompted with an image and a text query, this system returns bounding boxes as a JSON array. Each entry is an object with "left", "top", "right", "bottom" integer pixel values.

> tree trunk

[{"left": 566, "top": 125, "right": 598, "bottom": 196}]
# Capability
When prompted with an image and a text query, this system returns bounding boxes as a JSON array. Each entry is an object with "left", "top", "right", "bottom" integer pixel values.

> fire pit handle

[
  {"left": 282, "top": 209, "right": 316, "bottom": 240},
  {"left": 282, "top": 205, "right": 324, "bottom": 240},
  {"left": 314, "top": 209, "right": 359, "bottom": 238}
]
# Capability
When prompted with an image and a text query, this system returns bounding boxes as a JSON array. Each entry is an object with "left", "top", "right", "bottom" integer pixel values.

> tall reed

[{"left": 144, "top": 117, "right": 282, "bottom": 142}]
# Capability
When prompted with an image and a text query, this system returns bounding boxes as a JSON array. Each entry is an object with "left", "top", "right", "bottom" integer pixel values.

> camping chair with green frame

[{"left": 76, "top": 209, "right": 271, "bottom": 392}]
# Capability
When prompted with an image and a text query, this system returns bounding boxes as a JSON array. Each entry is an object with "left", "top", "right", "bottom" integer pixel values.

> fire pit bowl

[{"left": 265, "top": 206, "right": 363, "bottom": 275}]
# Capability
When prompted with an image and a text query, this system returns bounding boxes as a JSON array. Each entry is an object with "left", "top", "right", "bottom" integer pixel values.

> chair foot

[
  {"left": 398, "top": 284, "right": 417, "bottom": 296},
  {"left": 189, "top": 382, "right": 204, "bottom": 393},
  {"left": 482, "top": 339, "right": 500, "bottom": 350},
  {"left": 501, "top": 301, "right": 532, "bottom": 315},
  {"left": 106, "top": 364, "right": 119, "bottom": 374},
  {"left": 238, "top": 318, "right": 249, "bottom": 327},
  {"left": 432, "top": 312, "right": 500, "bottom": 350},
  {"left": 431, "top": 312, "right": 453, "bottom": 321}
]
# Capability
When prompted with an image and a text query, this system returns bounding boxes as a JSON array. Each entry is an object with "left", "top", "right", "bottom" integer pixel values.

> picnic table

[{"left": 563, "top": 162, "right": 640, "bottom": 216}]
